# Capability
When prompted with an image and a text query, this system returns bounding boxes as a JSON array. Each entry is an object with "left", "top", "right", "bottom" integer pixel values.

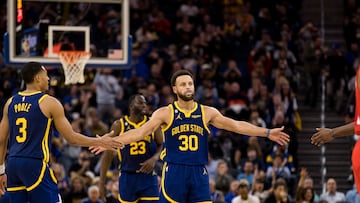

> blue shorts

[
  {"left": 159, "top": 163, "right": 211, "bottom": 203},
  {"left": 119, "top": 171, "right": 159, "bottom": 202},
  {"left": 6, "top": 157, "right": 60, "bottom": 203}
]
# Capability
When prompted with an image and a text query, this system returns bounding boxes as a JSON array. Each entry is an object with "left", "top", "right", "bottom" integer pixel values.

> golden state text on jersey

[{"left": 160, "top": 102, "right": 210, "bottom": 165}]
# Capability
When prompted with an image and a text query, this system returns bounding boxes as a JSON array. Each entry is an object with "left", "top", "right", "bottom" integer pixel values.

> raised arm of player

[
  {"left": 44, "top": 95, "right": 120, "bottom": 149},
  {"left": 90, "top": 107, "right": 168, "bottom": 154},
  {"left": 204, "top": 106, "right": 290, "bottom": 146}
]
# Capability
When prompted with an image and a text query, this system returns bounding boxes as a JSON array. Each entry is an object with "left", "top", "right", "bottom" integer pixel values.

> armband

[
  {"left": 266, "top": 129, "right": 271, "bottom": 138},
  {"left": 329, "top": 129, "right": 333, "bottom": 138},
  {"left": 0, "top": 164, "right": 5, "bottom": 175}
]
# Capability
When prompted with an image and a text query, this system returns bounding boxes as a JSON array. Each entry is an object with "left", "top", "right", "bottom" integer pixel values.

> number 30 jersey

[
  {"left": 161, "top": 102, "right": 210, "bottom": 165},
  {"left": 118, "top": 115, "right": 157, "bottom": 172},
  {"left": 7, "top": 92, "right": 53, "bottom": 162}
]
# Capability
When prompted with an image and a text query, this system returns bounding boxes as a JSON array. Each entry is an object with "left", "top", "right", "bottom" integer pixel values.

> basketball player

[
  {"left": 100, "top": 94, "right": 162, "bottom": 202},
  {"left": 0, "top": 62, "right": 120, "bottom": 203},
  {"left": 91, "top": 70, "right": 290, "bottom": 202}
]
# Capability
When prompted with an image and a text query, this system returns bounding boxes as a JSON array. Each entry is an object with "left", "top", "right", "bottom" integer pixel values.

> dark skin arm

[
  {"left": 137, "top": 127, "right": 163, "bottom": 173},
  {"left": 311, "top": 122, "right": 354, "bottom": 146},
  {"left": 99, "top": 120, "right": 122, "bottom": 200}
]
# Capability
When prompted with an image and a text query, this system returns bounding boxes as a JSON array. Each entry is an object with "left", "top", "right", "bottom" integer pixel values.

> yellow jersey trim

[
  {"left": 118, "top": 118, "right": 125, "bottom": 161},
  {"left": 38, "top": 94, "right": 48, "bottom": 104},
  {"left": 49, "top": 168, "right": 58, "bottom": 183},
  {"left": 200, "top": 105, "right": 210, "bottom": 134},
  {"left": 27, "top": 118, "right": 52, "bottom": 191},
  {"left": 162, "top": 104, "right": 174, "bottom": 132},
  {"left": 160, "top": 148, "right": 166, "bottom": 161},
  {"left": 18, "top": 91, "right": 42, "bottom": 96},
  {"left": 174, "top": 101, "right": 198, "bottom": 118},
  {"left": 161, "top": 162, "right": 179, "bottom": 203},
  {"left": 118, "top": 194, "right": 136, "bottom": 203},
  {"left": 124, "top": 115, "right": 147, "bottom": 128},
  {"left": 139, "top": 197, "right": 160, "bottom": 200},
  {"left": 7, "top": 186, "right": 26, "bottom": 191}
]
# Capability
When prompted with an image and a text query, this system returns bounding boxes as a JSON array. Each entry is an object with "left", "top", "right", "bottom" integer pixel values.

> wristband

[
  {"left": 0, "top": 164, "right": 5, "bottom": 175},
  {"left": 266, "top": 129, "right": 271, "bottom": 138}
]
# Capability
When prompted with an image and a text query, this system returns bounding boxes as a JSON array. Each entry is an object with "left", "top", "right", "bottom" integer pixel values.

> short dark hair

[
  {"left": 21, "top": 62, "right": 44, "bottom": 84},
  {"left": 170, "top": 69, "right": 193, "bottom": 87}
]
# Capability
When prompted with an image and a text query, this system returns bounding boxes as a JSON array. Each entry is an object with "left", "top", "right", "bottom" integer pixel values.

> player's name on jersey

[{"left": 14, "top": 103, "right": 32, "bottom": 113}]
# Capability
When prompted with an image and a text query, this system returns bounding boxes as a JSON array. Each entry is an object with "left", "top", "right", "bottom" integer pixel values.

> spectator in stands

[
  {"left": 237, "top": 160, "right": 255, "bottom": 186},
  {"left": 264, "top": 178, "right": 290, "bottom": 203},
  {"left": 63, "top": 176, "right": 88, "bottom": 203},
  {"left": 215, "top": 160, "right": 234, "bottom": 195},
  {"left": 225, "top": 180, "right": 240, "bottom": 203},
  {"left": 296, "top": 168, "right": 320, "bottom": 202},
  {"left": 320, "top": 178, "right": 346, "bottom": 203},
  {"left": 93, "top": 68, "right": 122, "bottom": 124},
  {"left": 251, "top": 177, "right": 270, "bottom": 203},
  {"left": 265, "top": 154, "right": 291, "bottom": 186},
  {"left": 80, "top": 185, "right": 104, "bottom": 203},
  {"left": 210, "top": 178, "right": 225, "bottom": 203},
  {"left": 232, "top": 179, "right": 260, "bottom": 203},
  {"left": 105, "top": 181, "right": 120, "bottom": 203}
]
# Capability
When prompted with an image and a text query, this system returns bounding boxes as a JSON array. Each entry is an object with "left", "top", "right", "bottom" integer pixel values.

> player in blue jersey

[
  {"left": 0, "top": 62, "right": 120, "bottom": 203},
  {"left": 91, "top": 69, "right": 290, "bottom": 203},
  {"left": 100, "top": 94, "right": 163, "bottom": 202}
]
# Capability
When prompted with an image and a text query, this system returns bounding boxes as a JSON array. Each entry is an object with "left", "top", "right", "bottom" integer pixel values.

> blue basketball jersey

[
  {"left": 160, "top": 102, "right": 210, "bottom": 165},
  {"left": 7, "top": 91, "right": 53, "bottom": 162},
  {"left": 117, "top": 115, "right": 157, "bottom": 172}
]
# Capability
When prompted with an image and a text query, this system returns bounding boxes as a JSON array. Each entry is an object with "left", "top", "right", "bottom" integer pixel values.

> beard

[{"left": 177, "top": 92, "right": 194, "bottom": 101}]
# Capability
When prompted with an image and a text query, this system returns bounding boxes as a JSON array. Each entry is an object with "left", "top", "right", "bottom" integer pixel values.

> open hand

[
  {"left": 311, "top": 128, "right": 334, "bottom": 146},
  {"left": 268, "top": 126, "right": 290, "bottom": 146},
  {"left": 97, "top": 131, "right": 124, "bottom": 150}
]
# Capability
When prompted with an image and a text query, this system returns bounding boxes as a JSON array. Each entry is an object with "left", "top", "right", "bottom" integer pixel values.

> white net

[{"left": 59, "top": 51, "right": 91, "bottom": 85}]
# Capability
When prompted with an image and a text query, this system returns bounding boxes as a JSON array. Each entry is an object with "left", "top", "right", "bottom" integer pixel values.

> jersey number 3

[{"left": 16, "top": 118, "right": 27, "bottom": 143}]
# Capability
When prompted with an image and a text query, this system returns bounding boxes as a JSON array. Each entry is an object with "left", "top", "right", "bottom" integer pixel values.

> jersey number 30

[{"left": 179, "top": 135, "right": 198, "bottom": 151}]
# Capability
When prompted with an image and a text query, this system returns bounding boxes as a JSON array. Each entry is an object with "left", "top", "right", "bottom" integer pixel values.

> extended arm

[
  {"left": 45, "top": 96, "right": 119, "bottom": 148},
  {"left": 91, "top": 108, "right": 168, "bottom": 155},
  {"left": 206, "top": 106, "right": 289, "bottom": 146},
  {"left": 113, "top": 108, "right": 167, "bottom": 145},
  {"left": 311, "top": 122, "right": 354, "bottom": 146}
]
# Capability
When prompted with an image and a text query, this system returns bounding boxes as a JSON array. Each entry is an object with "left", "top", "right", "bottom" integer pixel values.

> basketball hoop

[{"left": 59, "top": 51, "right": 91, "bottom": 85}]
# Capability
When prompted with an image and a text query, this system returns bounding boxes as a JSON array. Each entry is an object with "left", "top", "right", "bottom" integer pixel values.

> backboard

[{"left": 5, "top": 0, "right": 131, "bottom": 68}]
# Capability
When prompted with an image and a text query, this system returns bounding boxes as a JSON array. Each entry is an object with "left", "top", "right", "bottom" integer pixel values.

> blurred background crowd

[{"left": 1, "top": 0, "right": 360, "bottom": 202}]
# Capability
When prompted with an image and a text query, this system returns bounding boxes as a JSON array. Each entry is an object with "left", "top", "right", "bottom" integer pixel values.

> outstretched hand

[
  {"left": 92, "top": 131, "right": 124, "bottom": 153},
  {"left": 311, "top": 128, "right": 334, "bottom": 146},
  {"left": 268, "top": 126, "right": 290, "bottom": 146}
]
